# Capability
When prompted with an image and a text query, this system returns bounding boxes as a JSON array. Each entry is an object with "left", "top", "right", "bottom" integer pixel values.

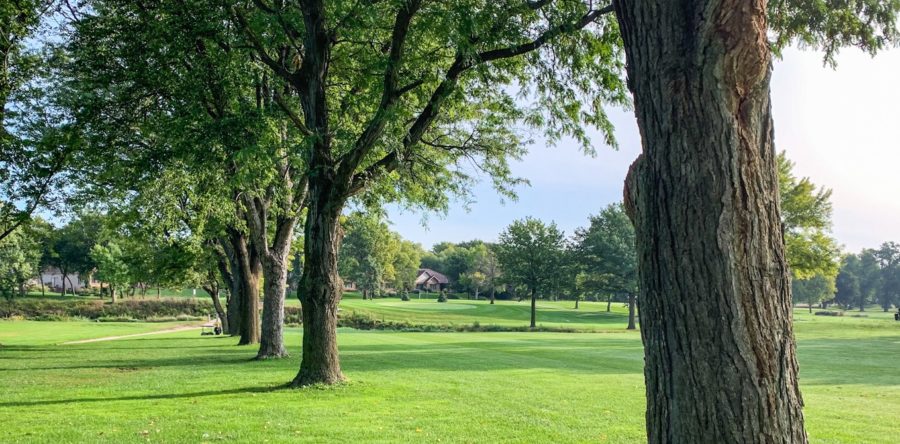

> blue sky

[{"left": 386, "top": 46, "right": 900, "bottom": 253}]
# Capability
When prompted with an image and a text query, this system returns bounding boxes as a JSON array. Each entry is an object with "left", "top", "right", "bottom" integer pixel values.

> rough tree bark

[
  {"left": 230, "top": 229, "right": 261, "bottom": 345},
  {"left": 615, "top": 1, "right": 807, "bottom": 442},
  {"left": 245, "top": 194, "right": 300, "bottom": 360},
  {"left": 291, "top": 178, "right": 346, "bottom": 386}
]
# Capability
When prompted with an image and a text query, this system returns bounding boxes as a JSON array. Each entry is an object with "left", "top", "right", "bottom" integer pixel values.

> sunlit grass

[{"left": 0, "top": 308, "right": 897, "bottom": 443}]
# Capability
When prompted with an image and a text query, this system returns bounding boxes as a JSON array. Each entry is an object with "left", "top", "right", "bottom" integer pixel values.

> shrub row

[
  {"left": 5, "top": 299, "right": 580, "bottom": 333},
  {"left": 0, "top": 298, "right": 215, "bottom": 321},
  {"left": 814, "top": 311, "right": 844, "bottom": 317},
  {"left": 333, "top": 311, "right": 577, "bottom": 333}
]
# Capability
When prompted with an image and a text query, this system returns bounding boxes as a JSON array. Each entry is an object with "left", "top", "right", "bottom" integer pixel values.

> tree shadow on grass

[{"left": 0, "top": 385, "right": 285, "bottom": 408}]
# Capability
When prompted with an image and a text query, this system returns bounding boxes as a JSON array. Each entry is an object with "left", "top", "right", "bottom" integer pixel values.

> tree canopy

[{"left": 777, "top": 151, "right": 840, "bottom": 281}]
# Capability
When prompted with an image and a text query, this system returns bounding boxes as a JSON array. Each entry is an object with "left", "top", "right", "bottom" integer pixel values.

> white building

[{"left": 34, "top": 267, "right": 98, "bottom": 293}]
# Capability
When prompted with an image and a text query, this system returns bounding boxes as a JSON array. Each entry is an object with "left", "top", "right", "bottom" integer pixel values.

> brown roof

[{"left": 415, "top": 268, "right": 449, "bottom": 285}]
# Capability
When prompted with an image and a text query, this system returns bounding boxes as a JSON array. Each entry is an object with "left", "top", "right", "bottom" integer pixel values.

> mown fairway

[
  {"left": 336, "top": 297, "right": 635, "bottom": 331},
  {"left": 0, "top": 308, "right": 898, "bottom": 443}
]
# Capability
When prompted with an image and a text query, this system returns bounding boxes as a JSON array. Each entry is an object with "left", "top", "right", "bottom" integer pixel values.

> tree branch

[
  {"left": 346, "top": 5, "right": 612, "bottom": 195},
  {"left": 230, "top": 6, "right": 300, "bottom": 88},
  {"left": 335, "top": 0, "right": 423, "bottom": 183}
]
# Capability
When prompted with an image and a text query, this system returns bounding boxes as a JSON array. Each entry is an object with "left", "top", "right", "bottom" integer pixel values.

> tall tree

[
  {"left": 65, "top": 0, "right": 628, "bottom": 386},
  {"left": 338, "top": 213, "right": 396, "bottom": 299},
  {"left": 496, "top": 217, "right": 565, "bottom": 328},
  {"left": 573, "top": 203, "right": 637, "bottom": 329},
  {"left": 390, "top": 239, "right": 423, "bottom": 296},
  {"left": 65, "top": 0, "right": 308, "bottom": 356},
  {"left": 50, "top": 213, "right": 105, "bottom": 295},
  {"left": 792, "top": 273, "right": 835, "bottom": 313},
  {"left": 873, "top": 242, "right": 900, "bottom": 312},
  {"left": 90, "top": 241, "right": 130, "bottom": 303},
  {"left": 614, "top": 0, "right": 897, "bottom": 440},
  {"left": 777, "top": 152, "right": 840, "bottom": 280},
  {"left": 856, "top": 250, "right": 882, "bottom": 311},
  {"left": 0, "top": 226, "right": 41, "bottom": 299},
  {"left": 229, "top": 0, "right": 627, "bottom": 387},
  {"left": 834, "top": 255, "right": 861, "bottom": 310}
]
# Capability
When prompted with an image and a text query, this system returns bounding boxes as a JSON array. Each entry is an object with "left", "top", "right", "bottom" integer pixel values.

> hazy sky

[{"left": 386, "top": 46, "right": 900, "bottom": 253}]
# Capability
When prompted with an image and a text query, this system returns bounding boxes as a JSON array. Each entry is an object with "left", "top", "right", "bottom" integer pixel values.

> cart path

[{"left": 61, "top": 324, "right": 203, "bottom": 344}]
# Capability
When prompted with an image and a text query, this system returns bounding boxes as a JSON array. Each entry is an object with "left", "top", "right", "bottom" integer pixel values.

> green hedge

[{"left": 0, "top": 299, "right": 215, "bottom": 321}]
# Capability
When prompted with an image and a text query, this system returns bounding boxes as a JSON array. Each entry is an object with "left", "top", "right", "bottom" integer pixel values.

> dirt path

[{"left": 61, "top": 324, "right": 202, "bottom": 344}]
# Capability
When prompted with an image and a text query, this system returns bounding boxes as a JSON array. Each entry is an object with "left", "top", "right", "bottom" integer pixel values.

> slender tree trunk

[
  {"left": 207, "top": 288, "right": 228, "bottom": 334},
  {"left": 490, "top": 286, "right": 495, "bottom": 305},
  {"left": 157, "top": 287, "right": 160, "bottom": 299},
  {"left": 39, "top": 274, "right": 45, "bottom": 297},
  {"left": 292, "top": 185, "right": 345, "bottom": 387},
  {"left": 227, "top": 260, "right": 243, "bottom": 336},
  {"left": 529, "top": 287, "right": 536, "bottom": 328},
  {"left": 615, "top": 1, "right": 807, "bottom": 441},
  {"left": 606, "top": 294, "right": 612, "bottom": 312},
  {"left": 110, "top": 287, "right": 117, "bottom": 304},
  {"left": 221, "top": 235, "right": 243, "bottom": 336},
  {"left": 574, "top": 298, "right": 579, "bottom": 309},
  {"left": 627, "top": 293, "right": 636, "bottom": 330}
]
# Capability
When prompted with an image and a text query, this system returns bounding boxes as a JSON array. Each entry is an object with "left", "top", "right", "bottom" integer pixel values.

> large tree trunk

[
  {"left": 529, "top": 287, "right": 536, "bottom": 328},
  {"left": 257, "top": 251, "right": 290, "bottom": 359},
  {"left": 626, "top": 293, "right": 636, "bottom": 330},
  {"left": 110, "top": 287, "right": 117, "bottom": 304},
  {"left": 291, "top": 184, "right": 345, "bottom": 387},
  {"left": 615, "top": 1, "right": 807, "bottom": 442},
  {"left": 231, "top": 230, "right": 261, "bottom": 345}
]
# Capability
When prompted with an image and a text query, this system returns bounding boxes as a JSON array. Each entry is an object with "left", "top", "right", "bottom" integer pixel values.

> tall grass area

[{"left": 0, "top": 310, "right": 897, "bottom": 443}]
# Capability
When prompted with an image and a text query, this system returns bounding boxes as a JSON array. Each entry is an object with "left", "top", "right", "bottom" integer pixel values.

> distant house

[
  {"left": 415, "top": 268, "right": 450, "bottom": 292},
  {"left": 34, "top": 267, "right": 99, "bottom": 293}
]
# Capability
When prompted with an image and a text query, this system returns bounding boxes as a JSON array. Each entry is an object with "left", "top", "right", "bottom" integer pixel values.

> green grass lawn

[
  {"left": 0, "top": 309, "right": 898, "bottom": 443},
  {"left": 337, "top": 297, "right": 636, "bottom": 331}
]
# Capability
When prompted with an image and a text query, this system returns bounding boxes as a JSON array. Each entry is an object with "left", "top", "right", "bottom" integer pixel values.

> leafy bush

[
  {"left": 814, "top": 311, "right": 844, "bottom": 317},
  {"left": 285, "top": 306, "right": 303, "bottom": 325},
  {"left": 400, "top": 294, "right": 410, "bottom": 301},
  {"left": 335, "top": 311, "right": 576, "bottom": 333},
  {"left": 437, "top": 294, "right": 448, "bottom": 303}
]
